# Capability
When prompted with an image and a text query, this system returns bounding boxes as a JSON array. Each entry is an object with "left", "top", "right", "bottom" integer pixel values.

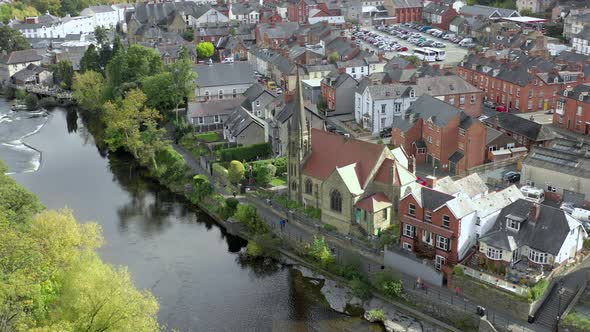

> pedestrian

[
  {"left": 232, "top": 191, "right": 237, "bottom": 198},
  {"left": 415, "top": 276, "right": 422, "bottom": 289},
  {"left": 455, "top": 286, "right": 460, "bottom": 295}
]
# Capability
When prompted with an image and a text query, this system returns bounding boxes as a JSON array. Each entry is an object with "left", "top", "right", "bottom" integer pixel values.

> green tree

[
  {"left": 106, "top": 44, "right": 163, "bottom": 98},
  {"left": 182, "top": 27, "right": 195, "bottom": 42},
  {"left": 73, "top": 70, "right": 107, "bottom": 112},
  {"left": 196, "top": 41, "right": 215, "bottom": 59},
  {"left": 0, "top": 3, "right": 39, "bottom": 23},
  {"left": 329, "top": 51, "right": 340, "bottom": 64},
  {"left": 0, "top": 160, "right": 43, "bottom": 224},
  {"left": 404, "top": 55, "right": 422, "bottom": 67},
  {"left": 80, "top": 44, "right": 101, "bottom": 73},
  {"left": 167, "top": 47, "right": 197, "bottom": 121},
  {"left": 94, "top": 26, "right": 108, "bottom": 46},
  {"left": 255, "top": 163, "right": 276, "bottom": 187},
  {"left": 24, "top": 93, "right": 38, "bottom": 110},
  {"left": 54, "top": 60, "right": 74, "bottom": 90},
  {"left": 112, "top": 34, "right": 123, "bottom": 56},
  {"left": 307, "top": 236, "right": 335, "bottom": 268},
  {"left": 141, "top": 72, "right": 177, "bottom": 111},
  {"left": 228, "top": 160, "right": 245, "bottom": 184},
  {"left": 0, "top": 25, "right": 30, "bottom": 52}
]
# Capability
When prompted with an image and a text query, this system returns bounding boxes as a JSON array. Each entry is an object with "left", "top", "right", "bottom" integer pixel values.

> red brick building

[
  {"left": 320, "top": 71, "right": 358, "bottom": 113},
  {"left": 399, "top": 186, "right": 459, "bottom": 270},
  {"left": 422, "top": 3, "right": 458, "bottom": 31},
  {"left": 457, "top": 53, "right": 589, "bottom": 113},
  {"left": 554, "top": 83, "right": 590, "bottom": 135},
  {"left": 287, "top": 0, "right": 314, "bottom": 23},
  {"left": 391, "top": 96, "right": 486, "bottom": 176},
  {"left": 384, "top": 0, "right": 422, "bottom": 24}
]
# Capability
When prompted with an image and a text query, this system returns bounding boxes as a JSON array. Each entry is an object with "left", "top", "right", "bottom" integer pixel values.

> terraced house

[
  {"left": 554, "top": 84, "right": 590, "bottom": 135},
  {"left": 457, "top": 51, "right": 589, "bottom": 113}
]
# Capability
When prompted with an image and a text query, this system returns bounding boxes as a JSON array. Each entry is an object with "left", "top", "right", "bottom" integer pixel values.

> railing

[{"left": 460, "top": 264, "right": 529, "bottom": 297}]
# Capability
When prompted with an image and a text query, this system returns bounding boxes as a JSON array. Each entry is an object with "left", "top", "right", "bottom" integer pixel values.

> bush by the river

[
  {"left": 24, "top": 93, "right": 38, "bottom": 110},
  {"left": 38, "top": 96, "right": 58, "bottom": 108}
]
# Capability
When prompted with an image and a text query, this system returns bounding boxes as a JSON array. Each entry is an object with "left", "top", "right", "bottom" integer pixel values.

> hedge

[{"left": 217, "top": 143, "right": 272, "bottom": 162}]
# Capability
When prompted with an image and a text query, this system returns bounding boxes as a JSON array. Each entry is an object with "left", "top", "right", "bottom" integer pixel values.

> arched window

[
  {"left": 330, "top": 190, "right": 342, "bottom": 212},
  {"left": 291, "top": 181, "right": 297, "bottom": 191},
  {"left": 305, "top": 179, "right": 313, "bottom": 194}
]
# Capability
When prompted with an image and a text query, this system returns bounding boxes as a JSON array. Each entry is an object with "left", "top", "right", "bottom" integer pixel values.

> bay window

[
  {"left": 486, "top": 247, "right": 503, "bottom": 260},
  {"left": 528, "top": 249, "right": 548, "bottom": 264}
]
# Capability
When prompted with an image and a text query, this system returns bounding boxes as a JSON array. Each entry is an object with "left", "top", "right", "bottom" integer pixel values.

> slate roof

[
  {"left": 303, "top": 128, "right": 387, "bottom": 188},
  {"left": 194, "top": 62, "right": 255, "bottom": 87},
  {"left": 133, "top": 2, "right": 219, "bottom": 24},
  {"left": 415, "top": 75, "right": 481, "bottom": 96},
  {"left": 556, "top": 51, "right": 590, "bottom": 64},
  {"left": 483, "top": 113, "right": 554, "bottom": 142},
  {"left": 391, "top": 95, "right": 471, "bottom": 132},
  {"left": 561, "top": 83, "right": 590, "bottom": 103},
  {"left": 225, "top": 106, "right": 265, "bottom": 137},
  {"left": 448, "top": 151, "right": 464, "bottom": 163},
  {"left": 390, "top": 0, "right": 422, "bottom": 8},
  {"left": 420, "top": 187, "right": 455, "bottom": 211},
  {"left": 480, "top": 199, "right": 575, "bottom": 255},
  {"left": 0, "top": 49, "right": 42, "bottom": 65},
  {"left": 241, "top": 83, "right": 277, "bottom": 111},
  {"left": 523, "top": 146, "right": 590, "bottom": 179},
  {"left": 85, "top": 5, "right": 116, "bottom": 13},
  {"left": 459, "top": 5, "right": 519, "bottom": 18},
  {"left": 231, "top": 2, "right": 259, "bottom": 15},
  {"left": 485, "top": 127, "right": 504, "bottom": 144},
  {"left": 322, "top": 71, "right": 357, "bottom": 89},
  {"left": 187, "top": 98, "right": 245, "bottom": 118},
  {"left": 423, "top": 3, "right": 450, "bottom": 15}
]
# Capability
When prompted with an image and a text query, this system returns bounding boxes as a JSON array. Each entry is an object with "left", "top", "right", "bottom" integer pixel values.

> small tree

[
  {"left": 24, "top": 93, "right": 38, "bottom": 110},
  {"left": 192, "top": 174, "right": 213, "bottom": 203},
  {"left": 255, "top": 163, "right": 276, "bottom": 187},
  {"left": 228, "top": 160, "right": 245, "bottom": 184},
  {"left": 182, "top": 28, "right": 195, "bottom": 41},
  {"left": 196, "top": 41, "right": 215, "bottom": 59},
  {"left": 307, "top": 236, "right": 335, "bottom": 268},
  {"left": 329, "top": 51, "right": 340, "bottom": 64}
]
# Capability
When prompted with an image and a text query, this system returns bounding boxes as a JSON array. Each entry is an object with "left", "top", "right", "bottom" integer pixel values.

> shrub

[
  {"left": 453, "top": 265, "right": 465, "bottom": 276},
  {"left": 218, "top": 197, "right": 239, "bottom": 219},
  {"left": 584, "top": 238, "right": 590, "bottom": 250},
  {"left": 228, "top": 160, "right": 245, "bottom": 184},
  {"left": 306, "top": 236, "right": 335, "bottom": 268},
  {"left": 234, "top": 204, "right": 268, "bottom": 234},
  {"left": 191, "top": 174, "right": 213, "bottom": 203},
  {"left": 212, "top": 163, "right": 228, "bottom": 180},
  {"left": 351, "top": 277, "right": 371, "bottom": 300},
  {"left": 371, "top": 272, "right": 403, "bottom": 299},
  {"left": 247, "top": 233, "right": 281, "bottom": 259},
  {"left": 528, "top": 279, "right": 549, "bottom": 303},
  {"left": 24, "top": 93, "right": 38, "bottom": 110},
  {"left": 38, "top": 97, "right": 57, "bottom": 108},
  {"left": 323, "top": 223, "right": 337, "bottom": 232},
  {"left": 246, "top": 241, "right": 263, "bottom": 258},
  {"left": 276, "top": 195, "right": 301, "bottom": 209},
  {"left": 218, "top": 143, "right": 272, "bottom": 162},
  {"left": 367, "top": 309, "right": 385, "bottom": 322},
  {"left": 564, "top": 310, "right": 590, "bottom": 331},
  {"left": 304, "top": 206, "right": 321, "bottom": 220},
  {"left": 254, "top": 163, "right": 276, "bottom": 187},
  {"left": 334, "top": 261, "right": 362, "bottom": 280},
  {"left": 377, "top": 224, "right": 399, "bottom": 249},
  {"left": 273, "top": 156, "right": 287, "bottom": 175},
  {"left": 15, "top": 89, "right": 26, "bottom": 100},
  {"left": 225, "top": 197, "right": 239, "bottom": 211}
]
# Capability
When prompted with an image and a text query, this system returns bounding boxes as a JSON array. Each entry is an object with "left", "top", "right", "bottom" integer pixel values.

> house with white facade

[
  {"left": 10, "top": 14, "right": 94, "bottom": 39},
  {"left": 572, "top": 25, "right": 590, "bottom": 56},
  {"left": 229, "top": 3, "right": 260, "bottom": 24},
  {"left": 81, "top": 5, "right": 118, "bottom": 28},
  {"left": 0, "top": 49, "right": 43, "bottom": 84},
  {"left": 355, "top": 83, "right": 417, "bottom": 135}
]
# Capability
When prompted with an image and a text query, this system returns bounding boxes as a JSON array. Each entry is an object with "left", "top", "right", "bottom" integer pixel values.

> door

[
  {"left": 449, "top": 162, "right": 456, "bottom": 175},
  {"left": 427, "top": 153, "right": 433, "bottom": 165},
  {"left": 356, "top": 208, "right": 362, "bottom": 224},
  {"left": 434, "top": 158, "right": 441, "bottom": 169},
  {"left": 511, "top": 247, "right": 521, "bottom": 265}
]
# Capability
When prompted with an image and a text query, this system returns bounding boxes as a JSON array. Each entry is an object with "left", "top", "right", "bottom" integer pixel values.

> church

[{"left": 287, "top": 71, "right": 418, "bottom": 236}]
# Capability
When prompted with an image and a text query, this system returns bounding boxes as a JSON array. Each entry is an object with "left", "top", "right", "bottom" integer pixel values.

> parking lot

[{"left": 352, "top": 24, "right": 469, "bottom": 65}]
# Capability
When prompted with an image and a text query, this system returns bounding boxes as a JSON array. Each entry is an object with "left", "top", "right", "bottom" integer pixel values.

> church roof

[
  {"left": 303, "top": 129, "right": 386, "bottom": 188},
  {"left": 356, "top": 192, "right": 392, "bottom": 212}
]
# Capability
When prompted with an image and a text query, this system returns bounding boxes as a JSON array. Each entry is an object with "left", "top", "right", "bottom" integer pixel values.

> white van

[
  {"left": 222, "top": 57, "right": 234, "bottom": 63},
  {"left": 572, "top": 208, "right": 590, "bottom": 222},
  {"left": 520, "top": 186, "right": 545, "bottom": 204},
  {"left": 459, "top": 38, "right": 473, "bottom": 47}
]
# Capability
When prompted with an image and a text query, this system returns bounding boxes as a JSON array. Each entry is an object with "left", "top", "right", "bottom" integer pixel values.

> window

[
  {"left": 547, "top": 185, "right": 556, "bottom": 193},
  {"left": 502, "top": 83, "right": 506, "bottom": 92},
  {"left": 528, "top": 249, "right": 548, "bottom": 264},
  {"left": 516, "top": 88, "right": 520, "bottom": 97},
  {"left": 422, "top": 230, "right": 433, "bottom": 246},
  {"left": 459, "top": 95, "right": 465, "bottom": 105},
  {"left": 394, "top": 103, "right": 402, "bottom": 113},
  {"left": 381, "top": 104, "right": 386, "bottom": 114},
  {"left": 436, "top": 236, "right": 449, "bottom": 251},
  {"left": 409, "top": 89, "right": 415, "bottom": 98},
  {"left": 417, "top": 147, "right": 426, "bottom": 154},
  {"left": 291, "top": 181, "right": 297, "bottom": 191},
  {"left": 402, "top": 242, "right": 412, "bottom": 250},
  {"left": 528, "top": 100, "right": 533, "bottom": 110},
  {"left": 305, "top": 179, "right": 313, "bottom": 194},
  {"left": 383, "top": 208, "right": 388, "bottom": 220},
  {"left": 515, "top": 100, "right": 520, "bottom": 109},
  {"left": 448, "top": 96, "right": 455, "bottom": 104},
  {"left": 538, "top": 99, "right": 543, "bottom": 109},
  {"left": 470, "top": 95, "right": 476, "bottom": 104},
  {"left": 435, "top": 255, "right": 446, "bottom": 270},
  {"left": 528, "top": 90, "right": 533, "bottom": 99},
  {"left": 486, "top": 247, "right": 503, "bottom": 260},
  {"left": 577, "top": 106, "right": 583, "bottom": 116},
  {"left": 427, "top": 136, "right": 433, "bottom": 143},
  {"left": 213, "top": 115, "right": 220, "bottom": 123},
  {"left": 404, "top": 224, "right": 416, "bottom": 237},
  {"left": 459, "top": 128, "right": 466, "bottom": 136},
  {"left": 330, "top": 190, "right": 342, "bottom": 212},
  {"left": 256, "top": 100, "right": 260, "bottom": 107},
  {"left": 458, "top": 142, "right": 464, "bottom": 151},
  {"left": 205, "top": 91, "right": 210, "bottom": 99},
  {"left": 425, "top": 211, "right": 432, "bottom": 222},
  {"left": 198, "top": 117, "right": 204, "bottom": 124},
  {"left": 408, "top": 203, "right": 416, "bottom": 217},
  {"left": 506, "top": 218, "right": 520, "bottom": 231},
  {"left": 442, "top": 215, "right": 450, "bottom": 228},
  {"left": 218, "top": 90, "right": 223, "bottom": 99}
]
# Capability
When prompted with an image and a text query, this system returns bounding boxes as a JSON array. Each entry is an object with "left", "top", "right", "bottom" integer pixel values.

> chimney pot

[{"left": 528, "top": 203, "right": 541, "bottom": 223}]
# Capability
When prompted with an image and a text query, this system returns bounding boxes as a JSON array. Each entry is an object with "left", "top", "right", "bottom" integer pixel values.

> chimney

[
  {"left": 528, "top": 203, "right": 541, "bottom": 224},
  {"left": 425, "top": 175, "right": 437, "bottom": 188},
  {"left": 529, "top": 65, "right": 538, "bottom": 75}
]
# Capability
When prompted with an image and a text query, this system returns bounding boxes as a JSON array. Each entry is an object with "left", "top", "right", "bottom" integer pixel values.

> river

[{"left": 1, "top": 100, "right": 380, "bottom": 331}]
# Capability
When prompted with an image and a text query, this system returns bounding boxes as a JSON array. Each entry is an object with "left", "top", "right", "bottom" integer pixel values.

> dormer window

[
  {"left": 580, "top": 95, "right": 585, "bottom": 101},
  {"left": 506, "top": 217, "right": 520, "bottom": 231},
  {"left": 409, "top": 89, "right": 415, "bottom": 98},
  {"left": 564, "top": 90, "right": 568, "bottom": 97}
]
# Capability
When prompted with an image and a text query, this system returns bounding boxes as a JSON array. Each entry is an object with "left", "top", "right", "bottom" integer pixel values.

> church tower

[{"left": 287, "top": 68, "right": 311, "bottom": 202}]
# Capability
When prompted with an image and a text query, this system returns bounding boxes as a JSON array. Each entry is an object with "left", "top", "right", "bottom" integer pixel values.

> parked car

[
  {"left": 496, "top": 104, "right": 508, "bottom": 112},
  {"left": 433, "top": 42, "right": 446, "bottom": 48},
  {"left": 379, "top": 128, "right": 392, "bottom": 138},
  {"left": 503, "top": 171, "right": 521, "bottom": 183},
  {"left": 396, "top": 46, "right": 408, "bottom": 52},
  {"left": 222, "top": 57, "right": 234, "bottom": 63},
  {"left": 483, "top": 100, "right": 496, "bottom": 108}
]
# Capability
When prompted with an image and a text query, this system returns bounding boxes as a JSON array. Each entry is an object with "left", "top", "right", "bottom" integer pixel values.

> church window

[
  {"left": 305, "top": 179, "right": 313, "bottom": 194},
  {"left": 330, "top": 190, "right": 342, "bottom": 213},
  {"left": 291, "top": 181, "right": 297, "bottom": 191}
]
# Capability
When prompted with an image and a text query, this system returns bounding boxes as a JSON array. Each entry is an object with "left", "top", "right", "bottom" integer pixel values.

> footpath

[{"left": 172, "top": 142, "right": 544, "bottom": 332}]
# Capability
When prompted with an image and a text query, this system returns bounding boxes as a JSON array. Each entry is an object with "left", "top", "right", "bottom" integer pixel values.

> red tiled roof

[
  {"left": 303, "top": 129, "right": 386, "bottom": 188},
  {"left": 355, "top": 192, "right": 391, "bottom": 212}
]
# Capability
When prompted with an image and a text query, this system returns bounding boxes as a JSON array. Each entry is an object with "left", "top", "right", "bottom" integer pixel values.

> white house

[
  {"left": 229, "top": 3, "right": 260, "bottom": 24},
  {"left": 355, "top": 84, "right": 417, "bottom": 135},
  {"left": 190, "top": 6, "right": 229, "bottom": 26},
  {"left": 0, "top": 49, "right": 43, "bottom": 84},
  {"left": 80, "top": 5, "right": 118, "bottom": 28},
  {"left": 572, "top": 25, "right": 590, "bottom": 56},
  {"left": 10, "top": 14, "right": 94, "bottom": 39}
]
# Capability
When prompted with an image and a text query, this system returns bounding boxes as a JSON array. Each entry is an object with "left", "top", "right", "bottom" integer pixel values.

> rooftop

[{"left": 193, "top": 62, "right": 255, "bottom": 87}]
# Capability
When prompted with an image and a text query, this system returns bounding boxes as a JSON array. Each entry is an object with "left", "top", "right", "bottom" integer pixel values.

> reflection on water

[{"left": 7, "top": 107, "right": 380, "bottom": 331}]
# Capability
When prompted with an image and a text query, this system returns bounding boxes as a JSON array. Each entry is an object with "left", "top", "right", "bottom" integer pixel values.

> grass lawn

[
  {"left": 270, "top": 177, "right": 287, "bottom": 186},
  {"left": 564, "top": 310, "right": 590, "bottom": 330},
  {"left": 195, "top": 132, "right": 221, "bottom": 143}
]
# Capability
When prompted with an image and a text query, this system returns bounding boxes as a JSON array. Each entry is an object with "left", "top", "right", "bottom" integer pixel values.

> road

[{"left": 353, "top": 25, "right": 468, "bottom": 65}]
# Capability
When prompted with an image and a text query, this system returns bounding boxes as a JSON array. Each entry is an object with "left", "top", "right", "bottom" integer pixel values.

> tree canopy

[
  {"left": 196, "top": 42, "right": 215, "bottom": 59},
  {"left": 73, "top": 70, "right": 107, "bottom": 112},
  {"left": 0, "top": 26, "right": 30, "bottom": 53},
  {"left": 0, "top": 160, "right": 160, "bottom": 331},
  {"left": 106, "top": 44, "right": 163, "bottom": 99}
]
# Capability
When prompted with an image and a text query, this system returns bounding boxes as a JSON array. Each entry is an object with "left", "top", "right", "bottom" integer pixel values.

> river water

[{"left": 1, "top": 100, "right": 379, "bottom": 331}]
